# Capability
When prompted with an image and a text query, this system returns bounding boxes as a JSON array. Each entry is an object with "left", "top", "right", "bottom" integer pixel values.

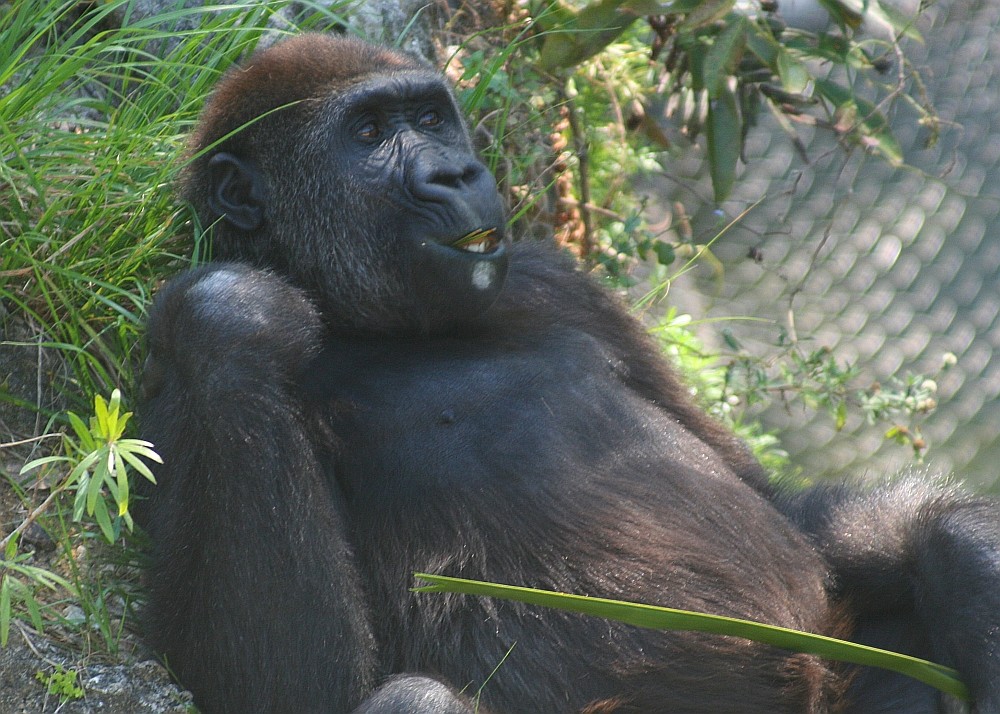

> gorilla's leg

[{"left": 778, "top": 478, "right": 1000, "bottom": 712}]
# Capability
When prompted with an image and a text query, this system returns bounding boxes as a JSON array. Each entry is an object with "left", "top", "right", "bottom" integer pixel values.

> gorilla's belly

[{"left": 315, "top": 329, "right": 735, "bottom": 501}]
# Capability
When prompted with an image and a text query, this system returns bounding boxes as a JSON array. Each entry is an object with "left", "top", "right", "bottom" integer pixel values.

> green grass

[
  {"left": 0, "top": 0, "right": 356, "bottom": 653},
  {"left": 0, "top": 1, "right": 339, "bottom": 410}
]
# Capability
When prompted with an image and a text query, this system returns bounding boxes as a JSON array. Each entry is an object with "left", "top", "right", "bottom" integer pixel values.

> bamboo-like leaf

[
  {"left": 120, "top": 445, "right": 159, "bottom": 484},
  {"left": 24, "top": 588, "right": 42, "bottom": 632},
  {"left": 0, "top": 575, "right": 11, "bottom": 647},
  {"left": 4, "top": 532, "right": 18, "bottom": 560},
  {"left": 94, "top": 393, "right": 110, "bottom": 438},
  {"left": 87, "top": 453, "right": 109, "bottom": 516},
  {"left": 19, "top": 454, "right": 70, "bottom": 476},
  {"left": 73, "top": 474, "right": 89, "bottom": 522},
  {"left": 703, "top": 15, "right": 746, "bottom": 97},
  {"left": 94, "top": 501, "right": 114, "bottom": 543},
  {"left": 67, "top": 411, "right": 95, "bottom": 451},
  {"left": 68, "top": 450, "right": 101, "bottom": 487},
  {"left": 114, "top": 450, "right": 129, "bottom": 517},
  {"left": 413, "top": 574, "right": 970, "bottom": 701},
  {"left": 706, "top": 84, "right": 742, "bottom": 202}
]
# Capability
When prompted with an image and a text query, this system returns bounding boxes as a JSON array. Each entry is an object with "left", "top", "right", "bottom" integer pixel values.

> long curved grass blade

[{"left": 413, "top": 573, "right": 969, "bottom": 701}]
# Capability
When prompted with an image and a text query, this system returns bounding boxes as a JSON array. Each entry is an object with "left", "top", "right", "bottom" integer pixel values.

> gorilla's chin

[{"left": 409, "top": 230, "right": 510, "bottom": 330}]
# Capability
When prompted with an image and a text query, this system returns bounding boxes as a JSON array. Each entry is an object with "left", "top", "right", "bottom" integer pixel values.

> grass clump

[{"left": 0, "top": 0, "right": 353, "bottom": 656}]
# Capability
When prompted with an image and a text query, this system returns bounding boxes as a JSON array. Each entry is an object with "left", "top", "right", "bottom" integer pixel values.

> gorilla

[{"left": 138, "top": 33, "right": 1000, "bottom": 714}]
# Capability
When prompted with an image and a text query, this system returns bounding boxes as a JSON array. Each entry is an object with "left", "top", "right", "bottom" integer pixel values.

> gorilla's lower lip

[{"left": 450, "top": 228, "right": 502, "bottom": 254}]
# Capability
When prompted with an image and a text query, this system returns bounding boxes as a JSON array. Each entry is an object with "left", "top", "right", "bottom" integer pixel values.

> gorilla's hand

[{"left": 143, "top": 263, "right": 322, "bottom": 399}]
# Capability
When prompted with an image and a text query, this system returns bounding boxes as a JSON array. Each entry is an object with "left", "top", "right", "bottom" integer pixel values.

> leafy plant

[
  {"left": 35, "top": 664, "right": 85, "bottom": 703},
  {"left": 0, "top": 536, "right": 73, "bottom": 647},
  {"left": 19, "top": 390, "right": 160, "bottom": 543},
  {"left": 533, "top": 0, "right": 928, "bottom": 202},
  {"left": 651, "top": 309, "right": 946, "bottom": 466}
]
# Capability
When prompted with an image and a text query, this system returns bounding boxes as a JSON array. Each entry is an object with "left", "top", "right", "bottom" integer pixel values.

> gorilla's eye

[
  {"left": 418, "top": 109, "right": 443, "bottom": 128},
  {"left": 356, "top": 121, "right": 381, "bottom": 142}
]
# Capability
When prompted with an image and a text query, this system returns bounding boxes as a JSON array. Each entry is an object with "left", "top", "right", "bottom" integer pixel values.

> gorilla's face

[{"left": 198, "top": 57, "right": 508, "bottom": 334}]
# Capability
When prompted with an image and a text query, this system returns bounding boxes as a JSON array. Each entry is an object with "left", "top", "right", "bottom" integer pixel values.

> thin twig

[
  {"left": 0, "top": 433, "right": 61, "bottom": 449},
  {"left": 561, "top": 88, "right": 594, "bottom": 257}
]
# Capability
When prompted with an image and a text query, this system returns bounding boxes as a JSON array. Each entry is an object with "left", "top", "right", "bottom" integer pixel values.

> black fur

[{"left": 139, "top": 34, "right": 1000, "bottom": 713}]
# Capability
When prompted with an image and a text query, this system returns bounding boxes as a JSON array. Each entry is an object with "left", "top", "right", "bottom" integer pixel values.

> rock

[{"left": 0, "top": 633, "right": 191, "bottom": 714}]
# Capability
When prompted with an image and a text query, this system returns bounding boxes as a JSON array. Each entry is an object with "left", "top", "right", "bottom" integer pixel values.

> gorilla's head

[{"left": 181, "top": 34, "right": 508, "bottom": 334}]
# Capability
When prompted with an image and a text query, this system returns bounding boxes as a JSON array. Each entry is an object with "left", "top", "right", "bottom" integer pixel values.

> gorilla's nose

[{"left": 411, "top": 154, "right": 493, "bottom": 204}]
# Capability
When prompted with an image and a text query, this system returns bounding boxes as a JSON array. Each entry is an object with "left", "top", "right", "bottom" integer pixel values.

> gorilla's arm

[
  {"left": 139, "top": 264, "right": 475, "bottom": 714},
  {"left": 139, "top": 264, "right": 377, "bottom": 712},
  {"left": 777, "top": 478, "right": 1000, "bottom": 712}
]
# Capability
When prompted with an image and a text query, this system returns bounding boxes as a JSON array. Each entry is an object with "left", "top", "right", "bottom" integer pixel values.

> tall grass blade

[{"left": 414, "top": 573, "right": 970, "bottom": 701}]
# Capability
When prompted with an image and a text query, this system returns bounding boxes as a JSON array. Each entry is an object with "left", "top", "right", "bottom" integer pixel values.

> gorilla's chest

[{"left": 307, "top": 330, "right": 711, "bottom": 501}]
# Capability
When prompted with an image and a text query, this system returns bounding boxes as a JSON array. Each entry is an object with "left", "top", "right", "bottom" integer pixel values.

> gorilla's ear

[{"left": 207, "top": 153, "right": 266, "bottom": 231}]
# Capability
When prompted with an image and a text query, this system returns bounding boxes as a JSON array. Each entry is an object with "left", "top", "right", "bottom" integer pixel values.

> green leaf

[
  {"left": 815, "top": 79, "right": 903, "bottom": 165},
  {"left": 653, "top": 241, "right": 676, "bottom": 266},
  {"left": 94, "top": 393, "right": 110, "bottom": 438},
  {"left": 874, "top": 0, "right": 922, "bottom": 40},
  {"left": 67, "top": 411, "right": 95, "bottom": 451},
  {"left": 24, "top": 593, "right": 42, "bottom": 631},
  {"left": 19, "top": 454, "right": 69, "bottom": 476},
  {"left": 777, "top": 50, "right": 810, "bottom": 94},
  {"left": 86, "top": 453, "right": 109, "bottom": 516},
  {"left": 816, "top": 0, "right": 864, "bottom": 30},
  {"left": 94, "top": 501, "right": 114, "bottom": 543},
  {"left": 67, "top": 450, "right": 100, "bottom": 488},
  {"left": 0, "top": 575, "right": 10, "bottom": 647},
  {"left": 678, "top": 0, "right": 736, "bottom": 32},
  {"left": 744, "top": 20, "right": 779, "bottom": 68},
  {"left": 413, "top": 574, "right": 970, "bottom": 701},
  {"left": 539, "top": 0, "right": 644, "bottom": 72},
  {"left": 73, "top": 475, "right": 89, "bottom": 522},
  {"left": 120, "top": 446, "right": 159, "bottom": 484},
  {"left": 4, "top": 532, "right": 18, "bottom": 560},
  {"left": 622, "top": 0, "right": 667, "bottom": 12},
  {"left": 706, "top": 84, "right": 742, "bottom": 202},
  {"left": 114, "top": 450, "right": 129, "bottom": 516},
  {"left": 703, "top": 15, "right": 747, "bottom": 97}
]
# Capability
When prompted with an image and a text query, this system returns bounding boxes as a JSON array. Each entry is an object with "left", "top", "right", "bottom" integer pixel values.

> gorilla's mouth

[{"left": 451, "top": 228, "right": 502, "bottom": 254}]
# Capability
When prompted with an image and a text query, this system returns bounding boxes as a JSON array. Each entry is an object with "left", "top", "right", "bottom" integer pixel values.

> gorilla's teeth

[{"left": 453, "top": 228, "right": 498, "bottom": 253}]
